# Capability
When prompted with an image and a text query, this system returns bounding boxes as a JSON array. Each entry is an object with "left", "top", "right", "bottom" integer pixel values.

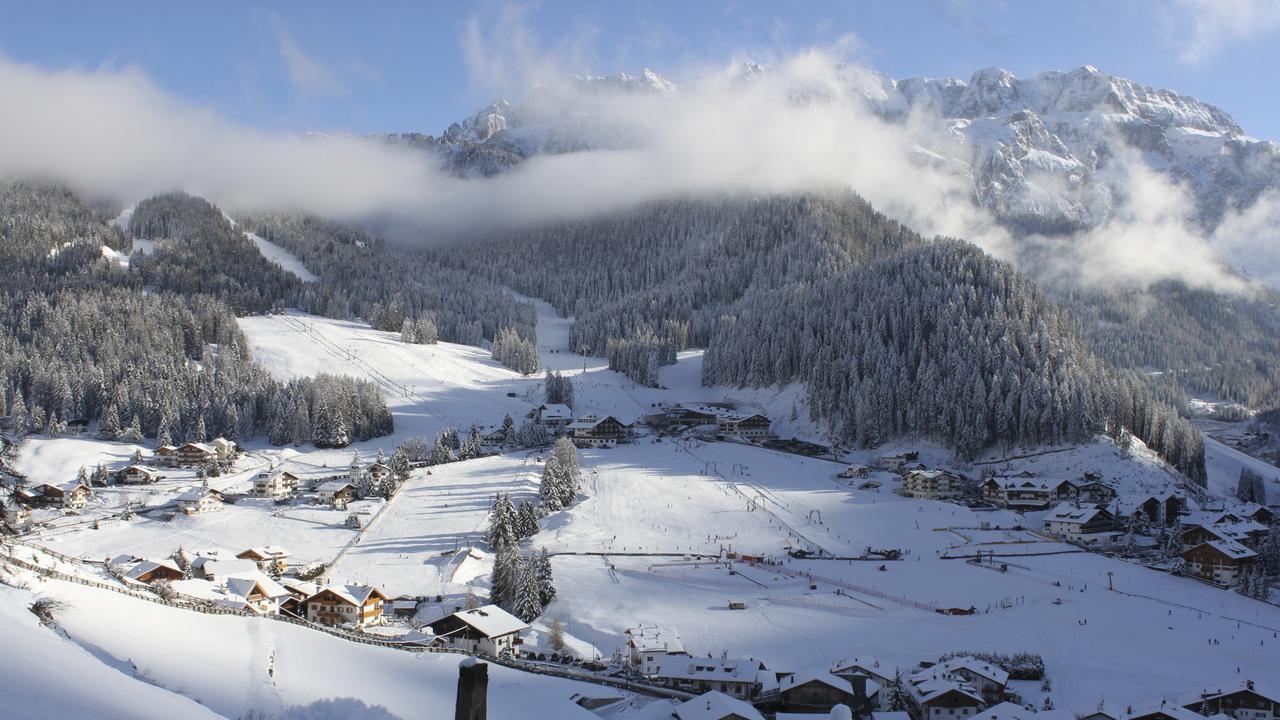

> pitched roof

[
  {"left": 444, "top": 604, "right": 527, "bottom": 638},
  {"left": 225, "top": 572, "right": 291, "bottom": 601},
  {"left": 626, "top": 625, "right": 685, "bottom": 654},
  {"left": 970, "top": 701, "right": 1067, "bottom": 720},
  {"left": 1180, "top": 679, "right": 1280, "bottom": 707},
  {"left": 238, "top": 546, "right": 291, "bottom": 560},
  {"left": 780, "top": 670, "right": 855, "bottom": 695},
  {"left": 175, "top": 488, "right": 222, "bottom": 504},
  {"left": 537, "top": 403, "right": 573, "bottom": 419},
  {"left": 308, "top": 584, "right": 386, "bottom": 607},
  {"left": 674, "top": 691, "right": 766, "bottom": 720},
  {"left": 933, "top": 656, "right": 1010, "bottom": 686},
  {"left": 830, "top": 656, "right": 892, "bottom": 680},
  {"left": 656, "top": 656, "right": 766, "bottom": 683},
  {"left": 1126, "top": 701, "right": 1206, "bottom": 720},
  {"left": 125, "top": 559, "right": 181, "bottom": 581},
  {"left": 317, "top": 481, "right": 355, "bottom": 492},
  {"left": 1046, "top": 503, "right": 1108, "bottom": 524}
]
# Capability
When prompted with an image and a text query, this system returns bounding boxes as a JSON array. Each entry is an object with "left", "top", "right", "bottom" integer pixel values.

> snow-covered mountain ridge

[{"left": 427, "top": 64, "right": 1279, "bottom": 237}]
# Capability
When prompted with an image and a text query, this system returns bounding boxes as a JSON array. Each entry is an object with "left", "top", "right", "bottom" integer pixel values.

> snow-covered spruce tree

[
  {"left": 516, "top": 501, "right": 540, "bottom": 539},
  {"left": 884, "top": 672, "right": 909, "bottom": 711},
  {"left": 491, "top": 326, "right": 539, "bottom": 375},
  {"left": 429, "top": 432, "right": 455, "bottom": 465},
  {"left": 485, "top": 494, "right": 519, "bottom": 551},
  {"left": 534, "top": 547, "right": 556, "bottom": 606},
  {"left": 490, "top": 544, "right": 520, "bottom": 611},
  {"left": 544, "top": 371, "right": 574, "bottom": 408},
  {"left": 539, "top": 457, "right": 567, "bottom": 512},
  {"left": 1262, "top": 523, "right": 1280, "bottom": 574},
  {"left": 512, "top": 556, "right": 544, "bottom": 623},
  {"left": 1164, "top": 521, "right": 1185, "bottom": 560}
]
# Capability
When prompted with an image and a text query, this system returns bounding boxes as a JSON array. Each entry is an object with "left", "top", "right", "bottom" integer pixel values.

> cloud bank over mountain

[{"left": 0, "top": 45, "right": 1275, "bottom": 294}]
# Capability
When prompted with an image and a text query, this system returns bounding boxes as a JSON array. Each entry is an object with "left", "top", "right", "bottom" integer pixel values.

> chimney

[{"left": 455, "top": 658, "right": 488, "bottom": 720}]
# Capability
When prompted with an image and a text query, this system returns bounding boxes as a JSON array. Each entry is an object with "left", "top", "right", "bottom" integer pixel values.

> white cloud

[
  {"left": 276, "top": 27, "right": 348, "bottom": 98},
  {"left": 1168, "top": 0, "right": 1280, "bottom": 65}
]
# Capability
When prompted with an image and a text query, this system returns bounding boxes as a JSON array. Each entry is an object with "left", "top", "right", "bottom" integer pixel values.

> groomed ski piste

[{"left": 6, "top": 296, "right": 1279, "bottom": 718}]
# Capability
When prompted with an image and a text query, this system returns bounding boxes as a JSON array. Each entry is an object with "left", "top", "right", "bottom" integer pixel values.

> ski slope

[
  {"left": 245, "top": 232, "right": 319, "bottom": 282},
  {"left": 0, "top": 576, "right": 604, "bottom": 719}
]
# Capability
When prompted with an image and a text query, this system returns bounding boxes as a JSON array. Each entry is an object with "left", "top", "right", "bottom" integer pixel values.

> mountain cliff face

[
  {"left": 881, "top": 65, "right": 1280, "bottom": 233},
  {"left": 422, "top": 65, "right": 1280, "bottom": 237}
]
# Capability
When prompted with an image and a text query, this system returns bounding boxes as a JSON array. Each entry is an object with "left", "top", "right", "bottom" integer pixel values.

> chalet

[
  {"left": 316, "top": 481, "right": 357, "bottom": 505},
  {"left": 655, "top": 405, "right": 719, "bottom": 428},
  {"left": 830, "top": 656, "right": 895, "bottom": 691},
  {"left": 193, "top": 557, "right": 259, "bottom": 582},
  {"left": 1135, "top": 492, "right": 1184, "bottom": 526},
  {"left": 31, "top": 481, "right": 92, "bottom": 509},
  {"left": 252, "top": 470, "right": 299, "bottom": 499},
  {"left": 210, "top": 437, "right": 238, "bottom": 460},
  {"left": 1076, "top": 478, "right": 1118, "bottom": 505},
  {"left": 1043, "top": 503, "right": 1118, "bottom": 544},
  {"left": 1181, "top": 540, "right": 1257, "bottom": 587},
  {"left": 534, "top": 403, "right": 574, "bottom": 432},
  {"left": 224, "top": 572, "right": 291, "bottom": 614},
  {"left": 777, "top": 671, "right": 867, "bottom": 715},
  {"left": 877, "top": 453, "right": 919, "bottom": 472},
  {"left": 674, "top": 691, "right": 766, "bottom": 720},
  {"left": 174, "top": 442, "right": 218, "bottom": 467},
  {"left": 1126, "top": 701, "right": 1208, "bottom": 720},
  {"left": 717, "top": 414, "right": 771, "bottom": 442},
  {"left": 1183, "top": 519, "right": 1269, "bottom": 549},
  {"left": 968, "top": 702, "right": 1055, "bottom": 720},
  {"left": 838, "top": 465, "right": 872, "bottom": 480},
  {"left": 118, "top": 465, "right": 161, "bottom": 485},
  {"left": 981, "top": 477, "right": 1078, "bottom": 510},
  {"left": 1080, "top": 702, "right": 1124, "bottom": 720},
  {"left": 626, "top": 625, "right": 687, "bottom": 677},
  {"left": 305, "top": 583, "right": 388, "bottom": 627},
  {"left": 125, "top": 559, "right": 185, "bottom": 585},
  {"left": 390, "top": 597, "right": 420, "bottom": 618},
  {"left": 280, "top": 579, "right": 320, "bottom": 615},
  {"left": 153, "top": 445, "right": 179, "bottom": 467},
  {"left": 925, "top": 657, "right": 1008, "bottom": 703},
  {"left": 367, "top": 462, "right": 392, "bottom": 483},
  {"left": 236, "top": 546, "right": 291, "bottom": 573},
  {"left": 1181, "top": 679, "right": 1280, "bottom": 720},
  {"left": 427, "top": 604, "right": 527, "bottom": 656},
  {"left": 906, "top": 675, "right": 985, "bottom": 720},
  {"left": 1237, "top": 504, "right": 1274, "bottom": 526},
  {"left": 901, "top": 470, "right": 965, "bottom": 501},
  {"left": 654, "top": 656, "right": 773, "bottom": 700},
  {"left": 1, "top": 501, "right": 31, "bottom": 527},
  {"left": 175, "top": 488, "right": 224, "bottom": 515},
  {"left": 568, "top": 415, "right": 629, "bottom": 449}
]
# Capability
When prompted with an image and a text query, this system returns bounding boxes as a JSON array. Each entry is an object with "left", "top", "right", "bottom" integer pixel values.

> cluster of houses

[
  {"left": 530, "top": 402, "right": 775, "bottom": 450},
  {"left": 1179, "top": 505, "right": 1274, "bottom": 587},
  {"left": 621, "top": 625, "right": 1280, "bottom": 720},
  {"left": 980, "top": 472, "right": 1120, "bottom": 511}
]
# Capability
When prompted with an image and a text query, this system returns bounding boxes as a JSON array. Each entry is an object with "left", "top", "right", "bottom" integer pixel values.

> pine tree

[
  {"left": 539, "top": 456, "right": 566, "bottom": 512},
  {"left": 885, "top": 671, "right": 909, "bottom": 711},
  {"left": 512, "top": 556, "right": 544, "bottom": 622},
  {"left": 98, "top": 403, "right": 121, "bottom": 439},
  {"left": 516, "top": 501, "right": 540, "bottom": 539},
  {"left": 534, "top": 547, "right": 556, "bottom": 606},
  {"left": 1164, "top": 520, "right": 1184, "bottom": 560},
  {"left": 1262, "top": 523, "right": 1280, "bottom": 574},
  {"left": 485, "top": 494, "right": 518, "bottom": 551},
  {"left": 491, "top": 544, "right": 519, "bottom": 610}
]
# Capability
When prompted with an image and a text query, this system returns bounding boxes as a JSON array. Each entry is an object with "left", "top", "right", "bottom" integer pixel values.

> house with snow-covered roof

[
  {"left": 901, "top": 470, "right": 965, "bottom": 500},
  {"left": 830, "top": 656, "right": 894, "bottom": 691},
  {"left": 175, "top": 488, "right": 223, "bottom": 515},
  {"left": 118, "top": 465, "right": 161, "bottom": 485},
  {"left": 316, "top": 481, "right": 356, "bottom": 505},
  {"left": 654, "top": 655, "right": 775, "bottom": 700},
  {"left": 626, "top": 625, "right": 687, "bottom": 676},
  {"left": 1181, "top": 539, "right": 1258, "bottom": 587},
  {"left": 224, "top": 572, "right": 291, "bottom": 614},
  {"left": 28, "top": 481, "right": 92, "bottom": 509},
  {"left": 252, "top": 469, "right": 299, "bottom": 499},
  {"left": 925, "top": 657, "right": 1008, "bottom": 702},
  {"left": 534, "top": 403, "right": 574, "bottom": 431},
  {"left": 905, "top": 674, "right": 986, "bottom": 720},
  {"left": 568, "top": 415, "right": 629, "bottom": 448},
  {"left": 174, "top": 442, "right": 218, "bottom": 467},
  {"left": 1043, "top": 503, "right": 1118, "bottom": 544},
  {"left": 716, "top": 413, "right": 771, "bottom": 442},
  {"left": 123, "top": 559, "right": 185, "bottom": 585},
  {"left": 673, "top": 690, "right": 765, "bottom": 720},
  {"left": 236, "top": 546, "right": 291, "bottom": 573},
  {"left": 427, "top": 604, "right": 527, "bottom": 656},
  {"left": 1180, "top": 678, "right": 1280, "bottom": 720},
  {"left": 304, "top": 583, "right": 388, "bottom": 627},
  {"left": 777, "top": 670, "right": 873, "bottom": 715},
  {"left": 1125, "top": 700, "right": 1207, "bottom": 720}
]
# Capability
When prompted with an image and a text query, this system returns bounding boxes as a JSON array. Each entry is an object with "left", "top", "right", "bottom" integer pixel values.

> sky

[{"left": 2, "top": 0, "right": 1279, "bottom": 140}]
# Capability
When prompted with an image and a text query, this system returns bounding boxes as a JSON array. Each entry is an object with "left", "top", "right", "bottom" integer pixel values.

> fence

[{"left": 0, "top": 540, "right": 684, "bottom": 698}]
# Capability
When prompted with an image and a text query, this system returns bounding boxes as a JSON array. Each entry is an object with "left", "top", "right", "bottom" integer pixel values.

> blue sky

[{"left": 1, "top": 0, "right": 1278, "bottom": 138}]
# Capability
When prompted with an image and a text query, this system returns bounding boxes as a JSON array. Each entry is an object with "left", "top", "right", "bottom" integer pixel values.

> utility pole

[
  {"left": 1107, "top": 571, "right": 1114, "bottom": 591},
  {"left": 578, "top": 344, "right": 590, "bottom": 374}
]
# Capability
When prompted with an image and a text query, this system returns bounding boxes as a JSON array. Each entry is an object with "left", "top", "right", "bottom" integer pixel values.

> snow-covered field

[
  {"left": 0, "top": 577, "right": 605, "bottom": 720},
  {"left": 7, "top": 302, "right": 1280, "bottom": 718}
]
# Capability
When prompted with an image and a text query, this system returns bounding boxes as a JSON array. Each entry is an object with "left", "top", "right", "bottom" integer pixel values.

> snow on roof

[
  {"left": 308, "top": 584, "right": 385, "bottom": 607},
  {"left": 1126, "top": 701, "right": 1207, "bottom": 720},
  {"left": 656, "top": 656, "right": 765, "bottom": 683},
  {"left": 831, "top": 656, "right": 891, "bottom": 679},
  {"left": 1181, "top": 679, "right": 1280, "bottom": 706},
  {"left": 911, "top": 677, "right": 984, "bottom": 706},
  {"left": 1201, "top": 539, "right": 1258, "bottom": 560},
  {"left": 125, "top": 559, "right": 181, "bottom": 581},
  {"left": 199, "top": 559, "right": 259, "bottom": 579},
  {"left": 447, "top": 604, "right": 527, "bottom": 638},
  {"left": 626, "top": 625, "right": 685, "bottom": 654},
  {"left": 537, "top": 403, "right": 572, "bottom": 418},
  {"left": 933, "top": 656, "right": 1010, "bottom": 686},
  {"left": 969, "top": 701, "right": 1070, "bottom": 720},
  {"left": 780, "top": 670, "right": 855, "bottom": 695},
  {"left": 281, "top": 579, "right": 320, "bottom": 597},
  {"left": 905, "top": 469, "right": 956, "bottom": 479},
  {"left": 1045, "top": 503, "right": 1107, "bottom": 524},
  {"left": 317, "top": 481, "right": 355, "bottom": 492},
  {"left": 226, "top": 571, "right": 291, "bottom": 601},
  {"left": 239, "top": 546, "right": 290, "bottom": 559},
  {"left": 179, "top": 442, "right": 216, "bottom": 453},
  {"left": 175, "top": 488, "right": 221, "bottom": 503},
  {"left": 674, "top": 690, "right": 765, "bottom": 720}
]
